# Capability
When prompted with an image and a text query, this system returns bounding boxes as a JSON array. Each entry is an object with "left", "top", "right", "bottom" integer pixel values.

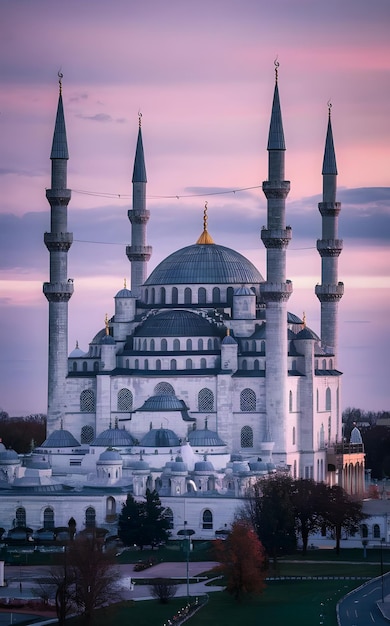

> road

[{"left": 337, "top": 572, "right": 390, "bottom": 625}]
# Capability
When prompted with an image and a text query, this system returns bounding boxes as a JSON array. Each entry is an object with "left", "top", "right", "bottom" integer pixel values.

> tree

[
  {"left": 118, "top": 490, "right": 170, "bottom": 550},
  {"left": 322, "top": 485, "right": 366, "bottom": 554},
  {"left": 149, "top": 579, "right": 178, "bottom": 604},
  {"left": 0, "top": 414, "right": 46, "bottom": 453},
  {"left": 246, "top": 474, "right": 297, "bottom": 563},
  {"left": 291, "top": 479, "right": 328, "bottom": 555},
  {"left": 213, "top": 520, "right": 267, "bottom": 601}
]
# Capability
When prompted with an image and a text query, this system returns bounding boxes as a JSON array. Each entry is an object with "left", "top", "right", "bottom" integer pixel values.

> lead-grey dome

[
  {"left": 140, "top": 428, "right": 180, "bottom": 448},
  {"left": 136, "top": 394, "right": 188, "bottom": 412},
  {"left": 188, "top": 428, "right": 225, "bottom": 447},
  {"left": 92, "top": 427, "right": 135, "bottom": 447},
  {"left": 41, "top": 429, "right": 81, "bottom": 448},
  {"left": 135, "top": 310, "right": 220, "bottom": 338},
  {"left": 144, "top": 243, "right": 264, "bottom": 285}
]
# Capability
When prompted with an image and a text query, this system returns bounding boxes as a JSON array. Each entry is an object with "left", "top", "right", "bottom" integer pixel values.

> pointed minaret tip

[
  {"left": 50, "top": 71, "right": 69, "bottom": 160},
  {"left": 196, "top": 201, "right": 215, "bottom": 244},
  {"left": 132, "top": 113, "right": 147, "bottom": 183},
  {"left": 322, "top": 101, "right": 338, "bottom": 175},
  {"left": 267, "top": 59, "right": 286, "bottom": 151}
]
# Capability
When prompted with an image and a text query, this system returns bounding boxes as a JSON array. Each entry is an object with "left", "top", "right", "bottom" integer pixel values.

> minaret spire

[
  {"left": 43, "top": 73, "right": 73, "bottom": 434},
  {"left": 315, "top": 103, "right": 344, "bottom": 359},
  {"left": 260, "top": 62, "right": 292, "bottom": 462},
  {"left": 126, "top": 114, "right": 152, "bottom": 297}
]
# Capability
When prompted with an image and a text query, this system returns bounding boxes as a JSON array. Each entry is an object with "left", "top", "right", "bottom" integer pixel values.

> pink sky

[{"left": 1, "top": 0, "right": 389, "bottom": 416}]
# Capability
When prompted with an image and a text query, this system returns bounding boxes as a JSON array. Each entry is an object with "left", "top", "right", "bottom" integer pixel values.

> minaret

[
  {"left": 43, "top": 73, "right": 73, "bottom": 433},
  {"left": 315, "top": 103, "right": 344, "bottom": 361},
  {"left": 126, "top": 114, "right": 152, "bottom": 297},
  {"left": 260, "top": 62, "right": 293, "bottom": 462}
]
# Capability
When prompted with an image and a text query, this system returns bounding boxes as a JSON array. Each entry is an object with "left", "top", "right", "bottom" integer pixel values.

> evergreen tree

[
  {"left": 118, "top": 494, "right": 144, "bottom": 548},
  {"left": 117, "top": 490, "right": 170, "bottom": 550},
  {"left": 143, "top": 488, "right": 171, "bottom": 547}
]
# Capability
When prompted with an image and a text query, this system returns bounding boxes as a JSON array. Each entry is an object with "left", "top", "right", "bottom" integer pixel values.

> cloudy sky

[{"left": 1, "top": 0, "right": 389, "bottom": 416}]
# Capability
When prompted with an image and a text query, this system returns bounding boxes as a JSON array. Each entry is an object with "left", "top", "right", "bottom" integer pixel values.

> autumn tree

[
  {"left": 0, "top": 413, "right": 46, "bottom": 453},
  {"left": 291, "top": 479, "right": 328, "bottom": 555},
  {"left": 213, "top": 520, "right": 267, "bottom": 601},
  {"left": 322, "top": 485, "right": 366, "bottom": 554}
]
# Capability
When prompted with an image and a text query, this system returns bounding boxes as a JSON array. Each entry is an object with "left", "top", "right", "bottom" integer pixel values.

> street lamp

[{"left": 177, "top": 522, "right": 194, "bottom": 601}]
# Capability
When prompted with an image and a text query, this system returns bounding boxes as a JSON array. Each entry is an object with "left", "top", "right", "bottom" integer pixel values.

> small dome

[
  {"left": 92, "top": 427, "right": 135, "bottom": 447},
  {"left": 295, "top": 327, "right": 319, "bottom": 341},
  {"left": 232, "top": 461, "right": 250, "bottom": 474},
  {"left": 98, "top": 449, "right": 122, "bottom": 463},
  {"left": 136, "top": 394, "right": 187, "bottom": 412},
  {"left": 171, "top": 458, "right": 188, "bottom": 473},
  {"left": 130, "top": 459, "right": 150, "bottom": 470},
  {"left": 69, "top": 342, "right": 86, "bottom": 358},
  {"left": 234, "top": 286, "right": 254, "bottom": 296},
  {"left": 194, "top": 460, "right": 215, "bottom": 472},
  {"left": 41, "top": 429, "right": 81, "bottom": 448},
  {"left": 222, "top": 333, "right": 237, "bottom": 345},
  {"left": 101, "top": 334, "right": 115, "bottom": 345},
  {"left": 248, "top": 460, "right": 268, "bottom": 473},
  {"left": 115, "top": 288, "right": 132, "bottom": 298},
  {"left": 0, "top": 449, "right": 19, "bottom": 464},
  {"left": 188, "top": 428, "right": 225, "bottom": 447},
  {"left": 140, "top": 428, "right": 180, "bottom": 448}
]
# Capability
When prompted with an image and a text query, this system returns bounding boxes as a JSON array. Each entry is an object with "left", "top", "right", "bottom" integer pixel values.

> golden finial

[
  {"left": 196, "top": 201, "right": 214, "bottom": 244},
  {"left": 58, "top": 70, "right": 63, "bottom": 95},
  {"left": 274, "top": 57, "right": 279, "bottom": 83},
  {"left": 327, "top": 99, "right": 332, "bottom": 118},
  {"left": 203, "top": 201, "right": 208, "bottom": 232},
  {"left": 105, "top": 313, "right": 109, "bottom": 335},
  {"left": 138, "top": 110, "right": 142, "bottom": 128},
  {"left": 226, "top": 328, "right": 230, "bottom": 336},
  {"left": 302, "top": 312, "right": 306, "bottom": 328},
  {"left": 75, "top": 340, "right": 79, "bottom": 349},
  {"left": 124, "top": 278, "right": 127, "bottom": 289}
]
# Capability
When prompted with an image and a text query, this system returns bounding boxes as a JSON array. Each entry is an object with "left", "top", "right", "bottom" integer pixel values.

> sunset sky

[{"left": 1, "top": 0, "right": 389, "bottom": 416}]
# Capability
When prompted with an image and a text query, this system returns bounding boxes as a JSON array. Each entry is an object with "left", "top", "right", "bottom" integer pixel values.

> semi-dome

[
  {"left": 144, "top": 243, "right": 264, "bottom": 286},
  {"left": 92, "top": 426, "right": 135, "bottom": 447},
  {"left": 136, "top": 394, "right": 187, "bottom": 412},
  {"left": 135, "top": 310, "right": 220, "bottom": 338},
  {"left": 140, "top": 428, "right": 180, "bottom": 448},
  {"left": 41, "top": 429, "right": 81, "bottom": 448},
  {"left": 188, "top": 428, "right": 226, "bottom": 447}
]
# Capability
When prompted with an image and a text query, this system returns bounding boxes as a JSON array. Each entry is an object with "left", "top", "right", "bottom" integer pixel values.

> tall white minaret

[
  {"left": 43, "top": 74, "right": 73, "bottom": 434},
  {"left": 260, "top": 62, "right": 293, "bottom": 462},
  {"left": 315, "top": 104, "right": 344, "bottom": 362},
  {"left": 126, "top": 114, "right": 152, "bottom": 297}
]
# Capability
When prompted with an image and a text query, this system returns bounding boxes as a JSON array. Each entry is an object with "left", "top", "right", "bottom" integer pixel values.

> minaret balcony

[
  {"left": 260, "top": 280, "right": 293, "bottom": 302},
  {"left": 261, "top": 227, "right": 292, "bottom": 249},
  {"left": 315, "top": 282, "right": 344, "bottom": 302},
  {"left": 126, "top": 245, "right": 152, "bottom": 261},
  {"left": 43, "top": 281, "right": 74, "bottom": 302},
  {"left": 316, "top": 239, "right": 343, "bottom": 257},
  {"left": 46, "top": 189, "right": 72, "bottom": 205},
  {"left": 262, "top": 180, "right": 290, "bottom": 199},
  {"left": 318, "top": 201, "right": 341, "bottom": 217},
  {"left": 44, "top": 232, "right": 73, "bottom": 252},
  {"left": 128, "top": 209, "right": 150, "bottom": 224}
]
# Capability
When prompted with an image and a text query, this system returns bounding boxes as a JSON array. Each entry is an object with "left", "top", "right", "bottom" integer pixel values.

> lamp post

[
  {"left": 380, "top": 537, "right": 385, "bottom": 604},
  {"left": 184, "top": 521, "right": 190, "bottom": 600}
]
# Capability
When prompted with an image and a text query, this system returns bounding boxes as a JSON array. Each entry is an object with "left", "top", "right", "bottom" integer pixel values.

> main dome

[{"left": 144, "top": 243, "right": 264, "bottom": 286}]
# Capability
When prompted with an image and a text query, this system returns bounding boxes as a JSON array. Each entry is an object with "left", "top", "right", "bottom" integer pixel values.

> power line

[{"left": 72, "top": 184, "right": 262, "bottom": 201}]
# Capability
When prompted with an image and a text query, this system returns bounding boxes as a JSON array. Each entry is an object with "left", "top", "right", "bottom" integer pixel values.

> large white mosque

[{"left": 0, "top": 68, "right": 368, "bottom": 542}]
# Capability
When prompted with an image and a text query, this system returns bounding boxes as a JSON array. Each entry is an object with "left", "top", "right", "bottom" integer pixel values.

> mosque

[{"left": 0, "top": 68, "right": 369, "bottom": 542}]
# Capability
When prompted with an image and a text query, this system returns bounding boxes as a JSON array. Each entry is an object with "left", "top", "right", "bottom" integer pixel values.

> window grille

[{"left": 240, "top": 388, "right": 256, "bottom": 412}]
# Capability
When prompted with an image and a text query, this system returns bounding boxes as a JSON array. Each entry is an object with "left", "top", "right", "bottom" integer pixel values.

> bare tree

[{"left": 149, "top": 578, "right": 178, "bottom": 604}]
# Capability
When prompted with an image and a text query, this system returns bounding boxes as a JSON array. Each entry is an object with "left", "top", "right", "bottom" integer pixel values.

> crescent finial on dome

[{"left": 196, "top": 201, "right": 214, "bottom": 244}]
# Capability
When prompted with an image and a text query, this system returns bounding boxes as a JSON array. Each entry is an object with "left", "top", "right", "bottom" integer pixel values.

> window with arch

[
  {"left": 260, "top": 340, "right": 265, "bottom": 354},
  {"left": 207, "top": 338, "right": 213, "bottom": 350},
  {"left": 154, "top": 382, "right": 175, "bottom": 395},
  {"left": 106, "top": 496, "right": 116, "bottom": 516},
  {"left": 151, "top": 287, "right": 155, "bottom": 304},
  {"left": 184, "top": 287, "right": 192, "bottom": 304},
  {"left": 293, "top": 459, "right": 297, "bottom": 479},
  {"left": 289, "top": 390, "right": 293, "bottom": 412},
  {"left": 135, "top": 358, "right": 139, "bottom": 369},
  {"left": 186, "top": 358, "right": 192, "bottom": 370},
  {"left": 315, "top": 359, "right": 319, "bottom": 369},
  {"left": 125, "top": 359, "right": 129, "bottom": 368},
  {"left": 198, "top": 287, "right": 206, "bottom": 304},
  {"left": 240, "top": 388, "right": 256, "bottom": 412},
  {"left": 16, "top": 507, "right": 26, "bottom": 527},
  {"left": 43, "top": 507, "right": 55, "bottom": 530},
  {"left": 150, "top": 339, "right": 155, "bottom": 351},
  {"left": 316, "top": 389, "right": 319, "bottom": 412},
  {"left": 80, "top": 389, "right": 95, "bottom": 412},
  {"left": 241, "top": 425, "right": 253, "bottom": 448},
  {"left": 200, "top": 357, "right": 207, "bottom": 369},
  {"left": 173, "top": 338, "right": 180, "bottom": 351},
  {"left": 198, "top": 338, "right": 204, "bottom": 350},
  {"left": 171, "top": 359, "right": 177, "bottom": 370},
  {"left": 186, "top": 338, "right": 192, "bottom": 351},
  {"left": 254, "top": 359, "right": 259, "bottom": 370},
  {"left": 198, "top": 388, "right": 214, "bottom": 412},
  {"left": 361, "top": 524, "right": 368, "bottom": 538},
  {"left": 172, "top": 287, "right": 178, "bottom": 305},
  {"left": 325, "top": 387, "right": 331, "bottom": 411},
  {"left": 329, "top": 359, "right": 333, "bottom": 369},
  {"left": 144, "top": 359, "right": 149, "bottom": 370},
  {"left": 85, "top": 507, "right": 96, "bottom": 528},
  {"left": 144, "top": 289, "right": 149, "bottom": 304},
  {"left": 73, "top": 361, "right": 77, "bottom": 372},
  {"left": 202, "top": 509, "right": 213, "bottom": 530},
  {"left": 82, "top": 361, "right": 88, "bottom": 372},
  {"left": 160, "top": 287, "right": 166, "bottom": 304},
  {"left": 164, "top": 507, "right": 174, "bottom": 529},
  {"left": 292, "top": 359, "right": 297, "bottom": 370},
  {"left": 93, "top": 361, "right": 99, "bottom": 372},
  {"left": 322, "top": 359, "right": 327, "bottom": 369},
  {"left": 161, "top": 338, "right": 167, "bottom": 351},
  {"left": 227, "top": 286, "right": 234, "bottom": 306},
  {"left": 319, "top": 423, "right": 325, "bottom": 449},
  {"left": 142, "top": 339, "right": 147, "bottom": 351},
  {"left": 214, "top": 338, "right": 219, "bottom": 349},
  {"left": 373, "top": 524, "right": 381, "bottom": 539},
  {"left": 212, "top": 286, "right": 220, "bottom": 303},
  {"left": 156, "top": 359, "right": 161, "bottom": 370},
  {"left": 242, "top": 359, "right": 248, "bottom": 370},
  {"left": 81, "top": 425, "right": 94, "bottom": 444},
  {"left": 117, "top": 388, "right": 133, "bottom": 412},
  {"left": 292, "top": 426, "right": 296, "bottom": 446}
]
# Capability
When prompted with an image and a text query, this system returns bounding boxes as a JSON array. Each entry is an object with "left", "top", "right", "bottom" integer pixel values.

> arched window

[
  {"left": 135, "top": 358, "right": 139, "bottom": 369},
  {"left": 207, "top": 339, "right": 213, "bottom": 350},
  {"left": 85, "top": 507, "right": 96, "bottom": 528},
  {"left": 322, "top": 359, "right": 327, "bottom": 370},
  {"left": 212, "top": 287, "right": 220, "bottom": 303},
  {"left": 200, "top": 357, "right": 207, "bottom": 369},
  {"left": 125, "top": 359, "right": 129, "bottom": 369},
  {"left": 292, "top": 359, "right": 297, "bottom": 370},
  {"left": 144, "top": 289, "right": 149, "bottom": 304},
  {"left": 81, "top": 425, "right": 94, "bottom": 444},
  {"left": 241, "top": 426, "right": 253, "bottom": 448},
  {"left": 289, "top": 390, "right": 293, "bottom": 412},
  {"left": 293, "top": 459, "right": 297, "bottom": 479},
  {"left": 240, "top": 388, "right": 256, "bottom": 412},
  {"left": 260, "top": 340, "right": 265, "bottom": 354},
  {"left": 361, "top": 524, "right": 368, "bottom": 538},
  {"left": 254, "top": 359, "right": 259, "bottom": 370},
  {"left": 373, "top": 524, "right": 381, "bottom": 539},
  {"left": 227, "top": 287, "right": 234, "bottom": 306},
  {"left": 325, "top": 387, "right": 331, "bottom": 411},
  {"left": 161, "top": 338, "right": 167, "bottom": 351},
  {"left": 202, "top": 509, "right": 213, "bottom": 530},
  {"left": 186, "top": 338, "right": 192, "bottom": 351},
  {"left": 214, "top": 338, "right": 219, "bottom": 349},
  {"left": 319, "top": 423, "right": 325, "bottom": 449},
  {"left": 329, "top": 359, "right": 333, "bottom": 369},
  {"left": 170, "top": 359, "right": 177, "bottom": 370},
  {"left": 150, "top": 339, "right": 155, "bottom": 351},
  {"left": 16, "top": 507, "right": 26, "bottom": 527},
  {"left": 73, "top": 362, "right": 77, "bottom": 372},
  {"left": 186, "top": 358, "right": 192, "bottom": 370},
  {"left": 142, "top": 339, "right": 147, "bottom": 351},
  {"left": 106, "top": 496, "right": 116, "bottom": 516},
  {"left": 198, "top": 388, "right": 214, "bottom": 412},
  {"left": 151, "top": 287, "right": 155, "bottom": 304},
  {"left": 184, "top": 287, "right": 192, "bottom": 304},
  {"left": 315, "top": 359, "right": 318, "bottom": 369},
  {"left": 173, "top": 339, "right": 180, "bottom": 351},
  {"left": 198, "top": 287, "right": 206, "bottom": 304},
  {"left": 160, "top": 287, "right": 166, "bottom": 304},
  {"left": 172, "top": 287, "right": 178, "bottom": 305},
  {"left": 43, "top": 507, "right": 55, "bottom": 530},
  {"left": 144, "top": 359, "right": 149, "bottom": 370},
  {"left": 154, "top": 382, "right": 175, "bottom": 395},
  {"left": 164, "top": 507, "right": 174, "bottom": 529},
  {"left": 316, "top": 389, "right": 319, "bottom": 412},
  {"left": 117, "top": 388, "right": 133, "bottom": 412},
  {"left": 242, "top": 359, "right": 247, "bottom": 371},
  {"left": 292, "top": 426, "right": 296, "bottom": 446},
  {"left": 80, "top": 389, "right": 95, "bottom": 412},
  {"left": 93, "top": 361, "right": 99, "bottom": 372},
  {"left": 156, "top": 359, "right": 161, "bottom": 370},
  {"left": 82, "top": 361, "right": 88, "bottom": 372},
  {"left": 198, "top": 338, "right": 204, "bottom": 350}
]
